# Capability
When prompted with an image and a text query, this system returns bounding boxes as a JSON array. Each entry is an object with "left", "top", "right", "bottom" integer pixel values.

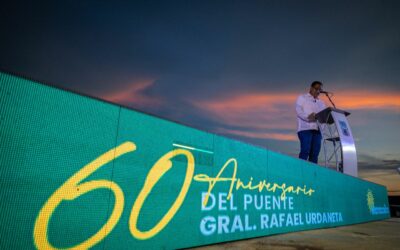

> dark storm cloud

[
  {"left": 1, "top": 0, "right": 400, "bottom": 100},
  {"left": 358, "top": 154, "right": 400, "bottom": 172}
]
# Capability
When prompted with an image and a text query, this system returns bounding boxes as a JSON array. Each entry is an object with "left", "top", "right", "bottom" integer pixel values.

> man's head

[{"left": 309, "top": 81, "right": 323, "bottom": 98}]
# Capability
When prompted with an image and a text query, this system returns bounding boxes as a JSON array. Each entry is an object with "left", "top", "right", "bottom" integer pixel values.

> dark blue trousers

[{"left": 298, "top": 129, "right": 322, "bottom": 164}]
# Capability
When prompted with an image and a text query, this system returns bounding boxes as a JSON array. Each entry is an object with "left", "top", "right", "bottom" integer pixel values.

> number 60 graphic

[{"left": 34, "top": 141, "right": 195, "bottom": 250}]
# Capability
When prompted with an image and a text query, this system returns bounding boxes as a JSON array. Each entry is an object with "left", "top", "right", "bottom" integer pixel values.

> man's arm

[
  {"left": 295, "top": 95, "right": 311, "bottom": 121},
  {"left": 319, "top": 100, "right": 327, "bottom": 111}
]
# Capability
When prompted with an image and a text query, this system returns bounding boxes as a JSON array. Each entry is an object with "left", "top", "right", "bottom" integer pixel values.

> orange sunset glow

[
  {"left": 190, "top": 89, "right": 400, "bottom": 147},
  {"left": 101, "top": 79, "right": 162, "bottom": 107},
  {"left": 192, "top": 90, "right": 400, "bottom": 128}
]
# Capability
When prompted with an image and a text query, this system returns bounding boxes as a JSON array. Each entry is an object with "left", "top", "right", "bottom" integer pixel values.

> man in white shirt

[{"left": 295, "top": 81, "right": 326, "bottom": 163}]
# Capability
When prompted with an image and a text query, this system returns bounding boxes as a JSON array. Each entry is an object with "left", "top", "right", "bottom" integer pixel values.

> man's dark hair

[{"left": 311, "top": 81, "right": 323, "bottom": 88}]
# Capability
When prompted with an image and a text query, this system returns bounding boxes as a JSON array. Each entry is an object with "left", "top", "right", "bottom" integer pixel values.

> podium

[{"left": 316, "top": 107, "right": 358, "bottom": 177}]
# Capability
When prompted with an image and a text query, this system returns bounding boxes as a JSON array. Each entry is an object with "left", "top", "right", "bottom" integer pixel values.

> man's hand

[{"left": 308, "top": 112, "right": 316, "bottom": 122}]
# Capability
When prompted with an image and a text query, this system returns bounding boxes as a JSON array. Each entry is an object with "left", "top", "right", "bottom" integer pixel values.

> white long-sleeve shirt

[{"left": 295, "top": 93, "right": 326, "bottom": 132}]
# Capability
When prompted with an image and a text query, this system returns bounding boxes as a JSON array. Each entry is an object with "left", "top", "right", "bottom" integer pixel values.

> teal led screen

[{"left": 0, "top": 72, "right": 390, "bottom": 249}]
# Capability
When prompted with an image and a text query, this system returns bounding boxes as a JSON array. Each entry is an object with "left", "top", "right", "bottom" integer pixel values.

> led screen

[{"left": 0, "top": 72, "right": 389, "bottom": 249}]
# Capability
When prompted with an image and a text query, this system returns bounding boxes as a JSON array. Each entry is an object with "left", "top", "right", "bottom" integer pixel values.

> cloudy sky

[{"left": 1, "top": 0, "right": 399, "bottom": 194}]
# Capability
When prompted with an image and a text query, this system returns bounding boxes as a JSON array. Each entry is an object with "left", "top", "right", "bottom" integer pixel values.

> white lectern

[{"left": 316, "top": 107, "right": 358, "bottom": 177}]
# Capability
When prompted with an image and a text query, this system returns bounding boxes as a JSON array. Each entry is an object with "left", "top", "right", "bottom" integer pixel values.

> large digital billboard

[{"left": 0, "top": 72, "right": 389, "bottom": 249}]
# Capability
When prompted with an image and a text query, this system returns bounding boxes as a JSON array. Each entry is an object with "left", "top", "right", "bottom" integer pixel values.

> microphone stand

[{"left": 324, "top": 92, "right": 337, "bottom": 109}]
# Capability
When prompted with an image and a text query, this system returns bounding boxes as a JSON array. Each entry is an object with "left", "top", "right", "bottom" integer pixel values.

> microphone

[{"left": 320, "top": 89, "right": 336, "bottom": 108}]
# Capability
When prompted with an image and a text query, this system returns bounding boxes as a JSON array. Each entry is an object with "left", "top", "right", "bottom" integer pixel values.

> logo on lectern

[{"left": 339, "top": 120, "right": 350, "bottom": 136}]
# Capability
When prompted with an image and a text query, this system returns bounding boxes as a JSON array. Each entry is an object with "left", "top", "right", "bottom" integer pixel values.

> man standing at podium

[{"left": 295, "top": 81, "right": 326, "bottom": 163}]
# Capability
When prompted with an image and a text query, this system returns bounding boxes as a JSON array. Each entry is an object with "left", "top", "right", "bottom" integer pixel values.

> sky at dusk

[{"left": 1, "top": 1, "right": 399, "bottom": 194}]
